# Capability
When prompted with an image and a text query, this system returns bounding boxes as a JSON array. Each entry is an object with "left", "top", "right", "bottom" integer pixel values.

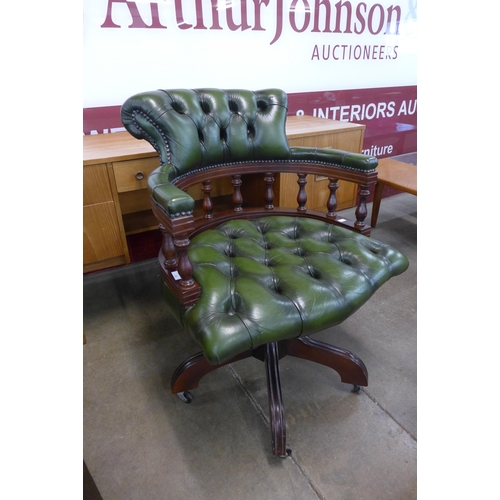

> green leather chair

[{"left": 121, "top": 88, "right": 409, "bottom": 458}]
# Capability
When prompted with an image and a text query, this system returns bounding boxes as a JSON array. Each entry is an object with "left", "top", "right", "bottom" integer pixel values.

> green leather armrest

[
  {"left": 148, "top": 165, "right": 195, "bottom": 217},
  {"left": 290, "top": 146, "right": 378, "bottom": 172}
]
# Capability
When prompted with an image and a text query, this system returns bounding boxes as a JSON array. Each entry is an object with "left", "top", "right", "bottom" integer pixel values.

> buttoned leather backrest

[{"left": 121, "top": 88, "right": 291, "bottom": 179}]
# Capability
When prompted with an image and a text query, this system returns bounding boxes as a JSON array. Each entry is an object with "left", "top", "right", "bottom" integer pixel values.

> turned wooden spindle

[
  {"left": 355, "top": 184, "right": 370, "bottom": 227},
  {"left": 159, "top": 223, "right": 177, "bottom": 269},
  {"left": 174, "top": 236, "right": 195, "bottom": 288},
  {"left": 232, "top": 175, "right": 243, "bottom": 212},
  {"left": 202, "top": 180, "right": 213, "bottom": 219},
  {"left": 297, "top": 173, "right": 308, "bottom": 211},
  {"left": 327, "top": 178, "right": 339, "bottom": 218},
  {"left": 264, "top": 172, "right": 275, "bottom": 210}
]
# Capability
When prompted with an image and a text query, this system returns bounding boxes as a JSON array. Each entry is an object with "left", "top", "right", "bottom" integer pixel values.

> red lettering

[
  {"left": 289, "top": 0, "right": 311, "bottom": 33},
  {"left": 368, "top": 4, "right": 385, "bottom": 35},
  {"left": 270, "top": 0, "right": 284, "bottom": 44},
  {"left": 354, "top": 2, "right": 367, "bottom": 34},
  {"left": 100, "top": 0, "right": 167, "bottom": 28},
  {"left": 97, "top": 0, "right": 405, "bottom": 47},
  {"left": 208, "top": 0, "right": 223, "bottom": 30},
  {"left": 252, "top": 0, "right": 270, "bottom": 31},
  {"left": 175, "top": 0, "right": 192, "bottom": 29},
  {"left": 312, "top": 0, "right": 333, "bottom": 33},
  {"left": 226, "top": 0, "right": 251, "bottom": 31},
  {"left": 385, "top": 5, "right": 401, "bottom": 35},
  {"left": 334, "top": 0, "right": 353, "bottom": 33}
]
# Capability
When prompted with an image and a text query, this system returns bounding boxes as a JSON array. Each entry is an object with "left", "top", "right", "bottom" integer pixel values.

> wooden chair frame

[{"left": 153, "top": 160, "right": 377, "bottom": 307}]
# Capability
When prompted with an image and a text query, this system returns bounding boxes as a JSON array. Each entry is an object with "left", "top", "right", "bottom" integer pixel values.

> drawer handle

[{"left": 135, "top": 171, "right": 145, "bottom": 181}]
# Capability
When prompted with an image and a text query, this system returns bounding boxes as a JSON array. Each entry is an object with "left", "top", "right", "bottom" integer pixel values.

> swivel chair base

[{"left": 171, "top": 336, "right": 368, "bottom": 458}]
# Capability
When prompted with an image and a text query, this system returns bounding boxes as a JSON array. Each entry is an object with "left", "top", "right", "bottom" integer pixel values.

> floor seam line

[
  {"left": 227, "top": 364, "right": 327, "bottom": 500},
  {"left": 362, "top": 388, "right": 417, "bottom": 442}
]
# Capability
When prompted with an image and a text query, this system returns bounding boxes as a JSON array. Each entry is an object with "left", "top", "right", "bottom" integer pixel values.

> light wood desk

[
  {"left": 370, "top": 158, "right": 417, "bottom": 227},
  {"left": 83, "top": 116, "right": 365, "bottom": 273}
]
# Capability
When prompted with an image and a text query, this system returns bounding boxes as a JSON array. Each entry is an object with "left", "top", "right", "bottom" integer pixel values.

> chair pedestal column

[{"left": 264, "top": 342, "right": 289, "bottom": 458}]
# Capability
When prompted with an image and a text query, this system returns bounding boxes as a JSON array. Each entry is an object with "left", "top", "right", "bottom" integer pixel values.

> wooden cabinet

[
  {"left": 83, "top": 163, "right": 129, "bottom": 273},
  {"left": 83, "top": 116, "right": 365, "bottom": 273}
]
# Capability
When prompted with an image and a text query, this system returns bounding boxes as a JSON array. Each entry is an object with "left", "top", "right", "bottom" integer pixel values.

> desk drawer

[{"left": 113, "top": 157, "right": 160, "bottom": 193}]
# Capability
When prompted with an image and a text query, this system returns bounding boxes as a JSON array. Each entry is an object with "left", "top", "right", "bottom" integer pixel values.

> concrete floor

[{"left": 83, "top": 190, "right": 417, "bottom": 500}]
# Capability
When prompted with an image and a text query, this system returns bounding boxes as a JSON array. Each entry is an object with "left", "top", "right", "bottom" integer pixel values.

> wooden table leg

[{"left": 370, "top": 181, "right": 385, "bottom": 228}]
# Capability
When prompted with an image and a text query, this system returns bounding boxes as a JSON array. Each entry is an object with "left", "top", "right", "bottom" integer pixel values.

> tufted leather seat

[
  {"left": 169, "top": 216, "right": 408, "bottom": 365},
  {"left": 121, "top": 88, "right": 409, "bottom": 458}
]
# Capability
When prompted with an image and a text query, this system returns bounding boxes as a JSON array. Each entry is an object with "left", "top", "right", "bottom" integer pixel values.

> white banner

[{"left": 83, "top": 0, "right": 417, "bottom": 108}]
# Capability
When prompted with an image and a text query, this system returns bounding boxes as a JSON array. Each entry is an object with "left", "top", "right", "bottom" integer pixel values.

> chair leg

[
  {"left": 171, "top": 350, "right": 252, "bottom": 396},
  {"left": 264, "top": 342, "right": 290, "bottom": 458},
  {"left": 286, "top": 336, "right": 368, "bottom": 388}
]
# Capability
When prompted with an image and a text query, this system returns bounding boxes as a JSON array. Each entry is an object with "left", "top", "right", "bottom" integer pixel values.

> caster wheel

[
  {"left": 279, "top": 445, "right": 292, "bottom": 459},
  {"left": 177, "top": 391, "right": 193, "bottom": 403},
  {"left": 352, "top": 385, "right": 361, "bottom": 394}
]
